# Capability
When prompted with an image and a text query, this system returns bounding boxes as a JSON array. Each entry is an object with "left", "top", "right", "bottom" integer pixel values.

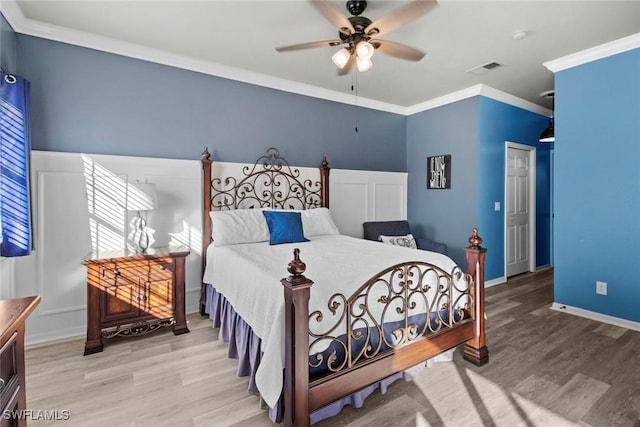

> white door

[{"left": 506, "top": 147, "right": 531, "bottom": 276}]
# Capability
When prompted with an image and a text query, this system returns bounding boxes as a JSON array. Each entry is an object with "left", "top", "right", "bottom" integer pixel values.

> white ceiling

[{"left": 7, "top": 1, "right": 640, "bottom": 111}]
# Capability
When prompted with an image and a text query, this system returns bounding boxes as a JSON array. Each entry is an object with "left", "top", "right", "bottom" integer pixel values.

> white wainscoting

[
  {"left": 330, "top": 169, "right": 407, "bottom": 238},
  {"left": 0, "top": 258, "right": 15, "bottom": 300},
  {"left": 12, "top": 151, "right": 202, "bottom": 344},
  {"left": 7, "top": 152, "right": 406, "bottom": 345}
]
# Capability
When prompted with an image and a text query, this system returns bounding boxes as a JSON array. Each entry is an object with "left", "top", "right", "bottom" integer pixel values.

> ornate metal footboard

[
  {"left": 308, "top": 261, "right": 470, "bottom": 377},
  {"left": 282, "top": 229, "right": 488, "bottom": 427}
]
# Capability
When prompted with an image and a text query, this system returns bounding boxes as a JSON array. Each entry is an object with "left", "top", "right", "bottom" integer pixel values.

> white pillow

[
  {"left": 209, "top": 209, "right": 269, "bottom": 246},
  {"left": 300, "top": 208, "right": 340, "bottom": 237},
  {"left": 379, "top": 234, "right": 418, "bottom": 249}
]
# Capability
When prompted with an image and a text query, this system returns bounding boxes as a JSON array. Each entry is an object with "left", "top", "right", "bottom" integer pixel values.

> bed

[{"left": 199, "top": 148, "right": 488, "bottom": 427}]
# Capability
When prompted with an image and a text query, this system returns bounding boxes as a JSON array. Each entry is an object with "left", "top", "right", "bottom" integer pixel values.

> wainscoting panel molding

[
  {"left": 14, "top": 151, "right": 202, "bottom": 344},
  {"left": 330, "top": 169, "right": 407, "bottom": 238},
  {"left": 11, "top": 153, "right": 406, "bottom": 344}
]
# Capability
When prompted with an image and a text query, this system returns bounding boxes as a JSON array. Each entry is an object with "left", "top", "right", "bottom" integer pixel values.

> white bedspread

[{"left": 203, "top": 234, "right": 463, "bottom": 408}]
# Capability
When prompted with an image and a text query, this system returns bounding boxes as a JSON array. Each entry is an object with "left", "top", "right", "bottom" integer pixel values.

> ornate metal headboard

[{"left": 200, "top": 147, "right": 330, "bottom": 281}]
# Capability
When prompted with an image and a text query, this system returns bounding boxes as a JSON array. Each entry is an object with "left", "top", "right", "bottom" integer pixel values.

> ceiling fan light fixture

[
  {"left": 332, "top": 48, "right": 351, "bottom": 69},
  {"left": 356, "top": 56, "right": 373, "bottom": 72},
  {"left": 539, "top": 119, "right": 555, "bottom": 143},
  {"left": 355, "top": 41, "right": 375, "bottom": 60},
  {"left": 539, "top": 89, "right": 555, "bottom": 143}
]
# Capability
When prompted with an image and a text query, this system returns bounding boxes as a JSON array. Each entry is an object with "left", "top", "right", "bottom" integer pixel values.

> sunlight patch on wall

[
  {"left": 169, "top": 220, "right": 201, "bottom": 255},
  {"left": 82, "top": 154, "right": 127, "bottom": 252}
]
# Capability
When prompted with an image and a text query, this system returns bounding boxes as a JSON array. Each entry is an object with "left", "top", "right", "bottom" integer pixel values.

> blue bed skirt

[{"left": 205, "top": 284, "right": 449, "bottom": 424}]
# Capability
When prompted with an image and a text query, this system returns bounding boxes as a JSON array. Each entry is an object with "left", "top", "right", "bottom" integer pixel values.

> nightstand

[
  {"left": 1, "top": 296, "right": 40, "bottom": 427},
  {"left": 83, "top": 246, "right": 190, "bottom": 355}
]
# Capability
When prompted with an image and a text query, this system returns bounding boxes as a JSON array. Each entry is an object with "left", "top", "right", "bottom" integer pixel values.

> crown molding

[
  {"left": 406, "top": 84, "right": 551, "bottom": 116},
  {"left": 405, "top": 85, "right": 483, "bottom": 115},
  {"left": 544, "top": 32, "right": 640, "bottom": 73},
  {"left": 2, "top": 1, "right": 545, "bottom": 116},
  {"left": 480, "top": 85, "right": 551, "bottom": 116}
]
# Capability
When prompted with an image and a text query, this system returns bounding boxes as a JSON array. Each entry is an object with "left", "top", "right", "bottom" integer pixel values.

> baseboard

[
  {"left": 536, "top": 264, "right": 552, "bottom": 272},
  {"left": 485, "top": 276, "right": 506, "bottom": 288},
  {"left": 550, "top": 302, "right": 640, "bottom": 332},
  {"left": 26, "top": 326, "right": 85, "bottom": 347}
]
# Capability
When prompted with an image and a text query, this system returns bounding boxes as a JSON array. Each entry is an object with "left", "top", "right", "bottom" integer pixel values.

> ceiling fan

[{"left": 275, "top": 0, "right": 438, "bottom": 74}]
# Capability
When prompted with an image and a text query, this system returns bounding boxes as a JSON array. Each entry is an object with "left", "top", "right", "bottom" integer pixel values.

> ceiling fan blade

[
  {"left": 276, "top": 40, "right": 343, "bottom": 52},
  {"left": 372, "top": 39, "right": 425, "bottom": 61},
  {"left": 337, "top": 54, "right": 355, "bottom": 76},
  {"left": 311, "top": 0, "right": 355, "bottom": 35},
  {"left": 365, "top": 0, "right": 438, "bottom": 38}
]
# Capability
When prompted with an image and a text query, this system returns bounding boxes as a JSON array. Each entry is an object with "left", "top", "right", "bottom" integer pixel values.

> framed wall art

[{"left": 427, "top": 154, "right": 451, "bottom": 189}]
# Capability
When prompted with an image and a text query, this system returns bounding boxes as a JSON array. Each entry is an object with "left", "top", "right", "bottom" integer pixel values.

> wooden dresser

[
  {"left": 83, "top": 246, "right": 190, "bottom": 355},
  {"left": 0, "top": 296, "right": 41, "bottom": 427}
]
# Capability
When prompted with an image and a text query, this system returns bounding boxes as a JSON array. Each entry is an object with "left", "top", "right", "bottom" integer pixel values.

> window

[{"left": 0, "top": 71, "right": 32, "bottom": 257}]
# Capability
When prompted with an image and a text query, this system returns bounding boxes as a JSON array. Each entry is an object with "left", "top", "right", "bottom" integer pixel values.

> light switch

[{"left": 494, "top": 202, "right": 501, "bottom": 211}]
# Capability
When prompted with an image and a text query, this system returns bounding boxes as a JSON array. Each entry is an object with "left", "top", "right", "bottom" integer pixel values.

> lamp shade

[
  {"left": 356, "top": 57, "right": 373, "bottom": 72},
  {"left": 539, "top": 120, "right": 554, "bottom": 143},
  {"left": 332, "top": 48, "right": 351, "bottom": 69},
  {"left": 355, "top": 41, "right": 374, "bottom": 60},
  {"left": 127, "top": 182, "right": 158, "bottom": 211}
]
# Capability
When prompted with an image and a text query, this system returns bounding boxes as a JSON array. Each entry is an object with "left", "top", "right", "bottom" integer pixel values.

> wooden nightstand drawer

[
  {"left": 83, "top": 247, "right": 190, "bottom": 355},
  {"left": 0, "top": 332, "right": 18, "bottom": 413}
]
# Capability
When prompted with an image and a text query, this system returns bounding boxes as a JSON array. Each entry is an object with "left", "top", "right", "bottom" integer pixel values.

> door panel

[{"left": 506, "top": 147, "right": 531, "bottom": 277}]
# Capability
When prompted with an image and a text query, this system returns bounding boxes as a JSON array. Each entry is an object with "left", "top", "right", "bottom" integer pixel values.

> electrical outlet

[{"left": 596, "top": 281, "right": 607, "bottom": 295}]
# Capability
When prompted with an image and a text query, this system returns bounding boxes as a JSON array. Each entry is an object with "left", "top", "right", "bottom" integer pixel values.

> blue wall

[
  {"left": 407, "top": 96, "right": 551, "bottom": 278},
  {"left": 9, "top": 18, "right": 557, "bottom": 285},
  {"left": 16, "top": 35, "right": 407, "bottom": 171},
  {"left": 478, "top": 97, "right": 552, "bottom": 279},
  {"left": 1, "top": 14, "right": 17, "bottom": 72},
  {"left": 406, "top": 98, "right": 480, "bottom": 268},
  {"left": 554, "top": 48, "right": 640, "bottom": 322}
]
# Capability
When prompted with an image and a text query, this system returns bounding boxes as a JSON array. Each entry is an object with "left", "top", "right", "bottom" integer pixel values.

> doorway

[{"left": 505, "top": 142, "right": 536, "bottom": 277}]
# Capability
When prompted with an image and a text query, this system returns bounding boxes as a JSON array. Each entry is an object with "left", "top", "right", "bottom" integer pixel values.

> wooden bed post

[
  {"left": 200, "top": 147, "right": 213, "bottom": 316},
  {"left": 463, "top": 228, "right": 489, "bottom": 366},
  {"left": 319, "top": 156, "right": 330, "bottom": 208},
  {"left": 281, "top": 249, "right": 313, "bottom": 427}
]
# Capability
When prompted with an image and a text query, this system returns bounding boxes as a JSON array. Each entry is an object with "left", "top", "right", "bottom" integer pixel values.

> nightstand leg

[
  {"left": 173, "top": 321, "right": 189, "bottom": 335},
  {"left": 84, "top": 338, "right": 103, "bottom": 355},
  {"left": 173, "top": 255, "right": 190, "bottom": 335},
  {"left": 84, "top": 268, "right": 103, "bottom": 355}
]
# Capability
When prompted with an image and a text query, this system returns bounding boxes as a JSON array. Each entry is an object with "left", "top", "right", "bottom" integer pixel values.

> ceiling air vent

[{"left": 466, "top": 61, "right": 502, "bottom": 76}]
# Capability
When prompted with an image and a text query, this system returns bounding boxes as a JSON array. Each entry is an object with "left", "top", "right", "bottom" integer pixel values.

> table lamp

[{"left": 127, "top": 182, "right": 157, "bottom": 253}]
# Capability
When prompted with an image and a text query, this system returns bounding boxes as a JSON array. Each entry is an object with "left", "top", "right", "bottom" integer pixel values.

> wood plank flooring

[{"left": 23, "top": 269, "right": 640, "bottom": 426}]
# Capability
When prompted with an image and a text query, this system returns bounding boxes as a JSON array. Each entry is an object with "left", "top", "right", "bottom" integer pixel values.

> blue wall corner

[
  {"left": 406, "top": 95, "right": 551, "bottom": 279},
  {"left": 478, "top": 96, "right": 552, "bottom": 280},
  {"left": 406, "top": 98, "right": 480, "bottom": 269}
]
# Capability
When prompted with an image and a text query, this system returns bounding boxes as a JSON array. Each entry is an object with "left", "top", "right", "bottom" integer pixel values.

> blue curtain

[{"left": 0, "top": 71, "right": 32, "bottom": 257}]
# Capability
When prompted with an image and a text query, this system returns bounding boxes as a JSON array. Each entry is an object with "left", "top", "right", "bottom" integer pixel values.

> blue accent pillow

[{"left": 262, "top": 210, "right": 309, "bottom": 245}]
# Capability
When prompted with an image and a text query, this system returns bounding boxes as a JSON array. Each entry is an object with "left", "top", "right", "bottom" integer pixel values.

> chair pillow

[
  {"left": 379, "top": 234, "right": 418, "bottom": 249},
  {"left": 262, "top": 210, "right": 309, "bottom": 245}
]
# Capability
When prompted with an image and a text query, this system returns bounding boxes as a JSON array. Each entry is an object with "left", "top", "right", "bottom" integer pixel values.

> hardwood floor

[{"left": 24, "top": 269, "right": 640, "bottom": 426}]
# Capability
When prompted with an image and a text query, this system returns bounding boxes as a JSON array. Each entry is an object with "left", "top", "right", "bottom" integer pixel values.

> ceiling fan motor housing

[
  {"left": 340, "top": 15, "right": 374, "bottom": 44},
  {"left": 346, "top": 0, "right": 368, "bottom": 16}
]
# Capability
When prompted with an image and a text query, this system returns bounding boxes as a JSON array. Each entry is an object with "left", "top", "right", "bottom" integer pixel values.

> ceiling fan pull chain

[{"left": 353, "top": 72, "right": 359, "bottom": 133}]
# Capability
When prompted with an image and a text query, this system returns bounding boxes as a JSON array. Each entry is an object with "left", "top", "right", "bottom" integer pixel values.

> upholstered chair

[{"left": 362, "top": 220, "right": 448, "bottom": 255}]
